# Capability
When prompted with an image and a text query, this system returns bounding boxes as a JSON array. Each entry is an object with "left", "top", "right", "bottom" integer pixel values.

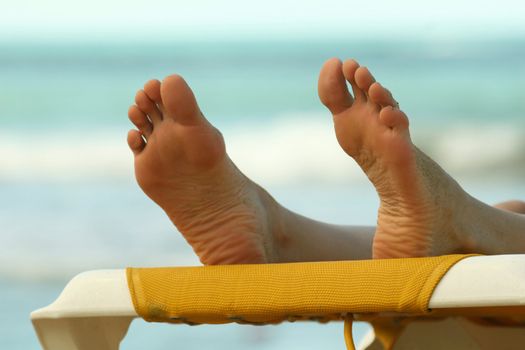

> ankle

[
  {"left": 253, "top": 184, "right": 287, "bottom": 263},
  {"left": 454, "top": 193, "right": 490, "bottom": 254}
]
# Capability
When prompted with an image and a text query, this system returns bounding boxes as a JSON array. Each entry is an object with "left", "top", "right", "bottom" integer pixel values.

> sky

[{"left": 2, "top": 0, "right": 525, "bottom": 41}]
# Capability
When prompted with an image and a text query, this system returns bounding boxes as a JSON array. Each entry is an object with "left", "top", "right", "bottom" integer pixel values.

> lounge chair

[{"left": 31, "top": 254, "right": 525, "bottom": 349}]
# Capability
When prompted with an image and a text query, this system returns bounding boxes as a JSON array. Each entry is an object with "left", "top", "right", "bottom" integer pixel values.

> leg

[
  {"left": 318, "top": 57, "right": 525, "bottom": 258},
  {"left": 494, "top": 200, "right": 525, "bottom": 215}
]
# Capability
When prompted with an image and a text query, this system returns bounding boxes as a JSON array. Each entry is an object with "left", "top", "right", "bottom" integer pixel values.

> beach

[{"left": 1, "top": 38, "right": 524, "bottom": 349}]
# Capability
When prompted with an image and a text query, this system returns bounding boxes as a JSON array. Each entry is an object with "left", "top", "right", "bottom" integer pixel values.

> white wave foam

[
  {"left": 0, "top": 130, "right": 133, "bottom": 183},
  {"left": 225, "top": 117, "right": 364, "bottom": 185},
  {"left": 0, "top": 118, "right": 523, "bottom": 185},
  {"left": 412, "top": 123, "right": 524, "bottom": 180}
]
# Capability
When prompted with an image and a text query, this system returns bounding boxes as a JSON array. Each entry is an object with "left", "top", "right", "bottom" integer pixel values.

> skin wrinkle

[
  {"left": 201, "top": 242, "right": 254, "bottom": 265},
  {"left": 184, "top": 213, "right": 257, "bottom": 247},
  {"left": 167, "top": 172, "right": 272, "bottom": 264},
  {"left": 182, "top": 224, "right": 258, "bottom": 262}
]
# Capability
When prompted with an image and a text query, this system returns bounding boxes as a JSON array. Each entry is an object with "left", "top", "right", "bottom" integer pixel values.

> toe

[
  {"left": 135, "top": 90, "right": 163, "bottom": 124},
  {"left": 318, "top": 58, "right": 353, "bottom": 115},
  {"left": 127, "top": 129, "right": 146, "bottom": 155},
  {"left": 144, "top": 79, "right": 165, "bottom": 113},
  {"left": 379, "top": 106, "right": 409, "bottom": 129},
  {"left": 355, "top": 67, "right": 376, "bottom": 95},
  {"left": 369, "top": 82, "right": 397, "bottom": 107},
  {"left": 342, "top": 59, "right": 366, "bottom": 102},
  {"left": 160, "top": 74, "right": 204, "bottom": 125},
  {"left": 144, "top": 79, "right": 161, "bottom": 102},
  {"left": 128, "top": 105, "right": 153, "bottom": 138}
]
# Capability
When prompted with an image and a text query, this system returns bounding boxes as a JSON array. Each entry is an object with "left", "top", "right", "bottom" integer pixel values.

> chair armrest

[
  {"left": 430, "top": 255, "right": 525, "bottom": 308},
  {"left": 31, "top": 270, "right": 136, "bottom": 350}
]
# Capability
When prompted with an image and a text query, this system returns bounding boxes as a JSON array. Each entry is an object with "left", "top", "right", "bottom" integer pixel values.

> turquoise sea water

[
  {"left": 1, "top": 38, "right": 524, "bottom": 349},
  {"left": 2, "top": 39, "right": 525, "bottom": 128}
]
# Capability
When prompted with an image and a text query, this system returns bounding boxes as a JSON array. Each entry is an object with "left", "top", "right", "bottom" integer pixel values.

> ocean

[{"left": 1, "top": 38, "right": 524, "bottom": 349}]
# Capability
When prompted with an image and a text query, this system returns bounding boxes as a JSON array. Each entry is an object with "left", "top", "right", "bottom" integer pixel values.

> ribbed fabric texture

[{"left": 127, "top": 255, "right": 469, "bottom": 326}]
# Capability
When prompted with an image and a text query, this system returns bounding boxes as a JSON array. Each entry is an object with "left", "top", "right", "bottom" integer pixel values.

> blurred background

[{"left": 1, "top": 0, "right": 524, "bottom": 348}]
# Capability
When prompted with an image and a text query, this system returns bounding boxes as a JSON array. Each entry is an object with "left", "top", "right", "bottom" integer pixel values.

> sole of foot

[
  {"left": 318, "top": 58, "right": 471, "bottom": 259},
  {"left": 127, "top": 75, "right": 280, "bottom": 264}
]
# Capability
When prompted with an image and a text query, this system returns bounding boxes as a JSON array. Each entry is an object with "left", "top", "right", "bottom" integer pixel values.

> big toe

[
  {"left": 160, "top": 74, "right": 203, "bottom": 125},
  {"left": 318, "top": 58, "right": 353, "bottom": 115}
]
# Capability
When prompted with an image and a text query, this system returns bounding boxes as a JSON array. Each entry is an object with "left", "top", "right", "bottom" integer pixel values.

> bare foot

[
  {"left": 127, "top": 75, "right": 280, "bottom": 264},
  {"left": 318, "top": 58, "right": 472, "bottom": 259}
]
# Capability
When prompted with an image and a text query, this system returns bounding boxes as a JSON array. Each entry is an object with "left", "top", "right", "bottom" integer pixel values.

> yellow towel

[{"left": 127, "top": 254, "right": 470, "bottom": 349}]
